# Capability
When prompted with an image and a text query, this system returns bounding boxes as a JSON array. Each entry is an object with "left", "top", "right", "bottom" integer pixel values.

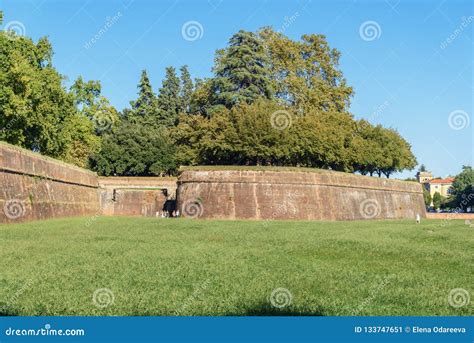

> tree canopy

[
  {"left": 0, "top": 13, "right": 101, "bottom": 168},
  {"left": 90, "top": 122, "right": 176, "bottom": 176},
  {"left": 450, "top": 166, "right": 474, "bottom": 209},
  {"left": 0, "top": 12, "right": 418, "bottom": 178}
]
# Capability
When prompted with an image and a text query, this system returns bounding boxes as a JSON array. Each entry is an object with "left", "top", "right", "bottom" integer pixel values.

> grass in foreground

[{"left": 0, "top": 217, "right": 472, "bottom": 316}]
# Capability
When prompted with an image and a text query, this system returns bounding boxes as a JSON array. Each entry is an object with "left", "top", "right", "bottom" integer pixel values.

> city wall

[{"left": 177, "top": 168, "right": 427, "bottom": 221}]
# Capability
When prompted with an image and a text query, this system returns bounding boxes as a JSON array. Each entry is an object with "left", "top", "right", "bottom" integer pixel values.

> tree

[
  {"left": 174, "top": 99, "right": 356, "bottom": 169},
  {"left": 211, "top": 30, "right": 274, "bottom": 108},
  {"left": 180, "top": 65, "right": 193, "bottom": 113},
  {"left": 259, "top": 27, "right": 353, "bottom": 114},
  {"left": 423, "top": 187, "right": 432, "bottom": 208},
  {"left": 419, "top": 164, "right": 427, "bottom": 172},
  {"left": 157, "top": 67, "right": 181, "bottom": 127},
  {"left": 129, "top": 70, "right": 158, "bottom": 124},
  {"left": 91, "top": 121, "right": 176, "bottom": 176},
  {"left": 450, "top": 166, "right": 474, "bottom": 210},
  {"left": 433, "top": 192, "right": 442, "bottom": 210},
  {"left": 189, "top": 78, "right": 213, "bottom": 116},
  {"left": 0, "top": 12, "right": 99, "bottom": 168},
  {"left": 377, "top": 127, "right": 417, "bottom": 178},
  {"left": 70, "top": 76, "right": 119, "bottom": 135},
  {"left": 350, "top": 120, "right": 383, "bottom": 176}
]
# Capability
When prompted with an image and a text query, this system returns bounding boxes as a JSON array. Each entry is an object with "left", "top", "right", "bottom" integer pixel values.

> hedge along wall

[
  {"left": 177, "top": 168, "right": 427, "bottom": 221},
  {"left": 0, "top": 142, "right": 100, "bottom": 223}
]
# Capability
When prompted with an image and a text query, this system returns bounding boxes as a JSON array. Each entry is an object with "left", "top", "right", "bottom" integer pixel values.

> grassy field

[{"left": 0, "top": 217, "right": 472, "bottom": 316}]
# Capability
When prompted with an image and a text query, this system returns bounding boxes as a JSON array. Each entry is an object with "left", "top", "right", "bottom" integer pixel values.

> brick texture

[{"left": 177, "top": 169, "right": 427, "bottom": 221}]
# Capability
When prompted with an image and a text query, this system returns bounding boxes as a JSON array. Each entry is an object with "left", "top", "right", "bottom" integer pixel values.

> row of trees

[{"left": 1, "top": 11, "right": 417, "bottom": 178}]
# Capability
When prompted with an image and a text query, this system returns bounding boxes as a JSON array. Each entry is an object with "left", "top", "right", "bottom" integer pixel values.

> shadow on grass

[
  {"left": 227, "top": 302, "right": 326, "bottom": 316},
  {"left": 0, "top": 303, "right": 20, "bottom": 316}
]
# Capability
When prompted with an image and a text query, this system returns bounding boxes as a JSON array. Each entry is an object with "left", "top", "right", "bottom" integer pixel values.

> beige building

[
  {"left": 417, "top": 171, "right": 455, "bottom": 206},
  {"left": 427, "top": 178, "right": 455, "bottom": 198}
]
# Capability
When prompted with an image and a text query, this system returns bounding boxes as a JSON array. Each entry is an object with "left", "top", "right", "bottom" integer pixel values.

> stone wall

[
  {"left": 98, "top": 177, "right": 177, "bottom": 217},
  {"left": 0, "top": 142, "right": 100, "bottom": 223},
  {"left": 0, "top": 143, "right": 179, "bottom": 222},
  {"left": 1, "top": 142, "right": 428, "bottom": 223},
  {"left": 426, "top": 213, "right": 474, "bottom": 220},
  {"left": 177, "top": 168, "right": 427, "bottom": 221}
]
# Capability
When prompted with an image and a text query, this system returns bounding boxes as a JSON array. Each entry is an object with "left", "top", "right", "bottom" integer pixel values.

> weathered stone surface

[
  {"left": 98, "top": 177, "right": 177, "bottom": 217},
  {"left": 177, "top": 169, "right": 427, "bottom": 221},
  {"left": 1, "top": 142, "right": 427, "bottom": 223},
  {"left": 1, "top": 142, "right": 100, "bottom": 223},
  {"left": 0, "top": 142, "right": 179, "bottom": 222}
]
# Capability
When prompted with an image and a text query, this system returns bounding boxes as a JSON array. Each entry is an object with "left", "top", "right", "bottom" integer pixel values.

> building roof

[{"left": 430, "top": 178, "right": 455, "bottom": 184}]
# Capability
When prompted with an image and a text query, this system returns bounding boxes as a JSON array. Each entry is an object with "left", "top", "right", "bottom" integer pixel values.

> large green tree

[
  {"left": 179, "top": 65, "right": 193, "bottom": 114},
  {"left": 157, "top": 67, "right": 181, "bottom": 127},
  {"left": 0, "top": 12, "right": 99, "bottom": 168},
  {"left": 211, "top": 30, "right": 274, "bottom": 108},
  {"left": 259, "top": 27, "right": 353, "bottom": 114},
  {"left": 450, "top": 166, "right": 474, "bottom": 209},
  {"left": 128, "top": 70, "right": 158, "bottom": 124},
  {"left": 91, "top": 121, "right": 176, "bottom": 176},
  {"left": 70, "top": 76, "right": 119, "bottom": 135},
  {"left": 349, "top": 120, "right": 416, "bottom": 178},
  {"left": 174, "top": 99, "right": 356, "bottom": 169}
]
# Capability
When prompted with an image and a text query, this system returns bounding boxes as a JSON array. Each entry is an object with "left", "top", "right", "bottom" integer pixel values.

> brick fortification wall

[
  {"left": 1, "top": 142, "right": 427, "bottom": 223},
  {"left": 98, "top": 177, "right": 177, "bottom": 217},
  {"left": 426, "top": 213, "right": 474, "bottom": 220},
  {"left": 0, "top": 142, "right": 100, "bottom": 223},
  {"left": 0, "top": 143, "right": 178, "bottom": 223},
  {"left": 177, "top": 168, "right": 427, "bottom": 221}
]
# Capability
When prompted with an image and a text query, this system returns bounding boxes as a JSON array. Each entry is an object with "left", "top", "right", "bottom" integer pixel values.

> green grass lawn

[{"left": 0, "top": 217, "right": 472, "bottom": 316}]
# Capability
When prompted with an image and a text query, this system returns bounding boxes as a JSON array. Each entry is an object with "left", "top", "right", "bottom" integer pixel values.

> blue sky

[{"left": 1, "top": 0, "right": 472, "bottom": 179}]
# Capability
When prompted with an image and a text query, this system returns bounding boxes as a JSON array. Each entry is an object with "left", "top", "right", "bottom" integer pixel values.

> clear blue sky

[{"left": 1, "top": 0, "right": 472, "bottom": 179}]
